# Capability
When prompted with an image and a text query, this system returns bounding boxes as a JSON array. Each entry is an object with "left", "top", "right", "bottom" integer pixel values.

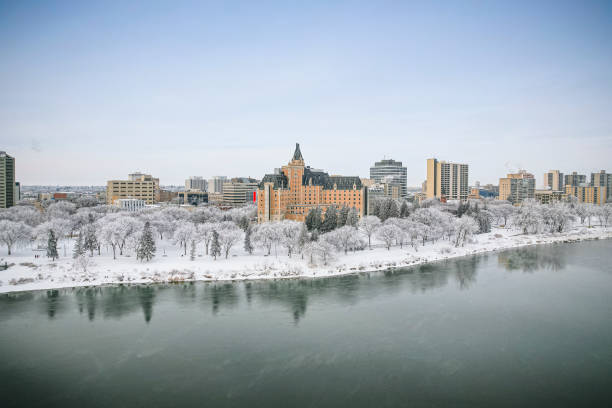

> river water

[{"left": 1, "top": 240, "right": 611, "bottom": 407}]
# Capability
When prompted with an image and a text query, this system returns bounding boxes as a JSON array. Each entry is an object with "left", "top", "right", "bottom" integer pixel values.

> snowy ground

[{"left": 1, "top": 225, "right": 610, "bottom": 294}]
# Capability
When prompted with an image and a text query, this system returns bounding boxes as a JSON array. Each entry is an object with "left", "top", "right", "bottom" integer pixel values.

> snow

[{"left": 1, "top": 224, "right": 610, "bottom": 294}]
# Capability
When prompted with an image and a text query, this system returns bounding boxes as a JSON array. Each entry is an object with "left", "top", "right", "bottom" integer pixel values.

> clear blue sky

[{"left": 1, "top": 0, "right": 611, "bottom": 187}]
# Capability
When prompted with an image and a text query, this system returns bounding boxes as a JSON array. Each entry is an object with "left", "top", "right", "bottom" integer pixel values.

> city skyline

[{"left": 2, "top": 1, "right": 612, "bottom": 185}]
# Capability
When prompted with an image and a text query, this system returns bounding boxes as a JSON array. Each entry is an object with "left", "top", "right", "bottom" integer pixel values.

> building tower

[
  {"left": 426, "top": 158, "right": 469, "bottom": 201},
  {"left": 0, "top": 151, "right": 15, "bottom": 208},
  {"left": 370, "top": 159, "right": 407, "bottom": 198}
]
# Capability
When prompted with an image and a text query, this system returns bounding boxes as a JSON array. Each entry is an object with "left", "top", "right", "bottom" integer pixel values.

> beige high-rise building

[
  {"left": 107, "top": 172, "right": 160, "bottom": 204},
  {"left": 543, "top": 170, "right": 564, "bottom": 191},
  {"left": 566, "top": 185, "right": 607, "bottom": 205},
  {"left": 499, "top": 170, "right": 535, "bottom": 204},
  {"left": 590, "top": 170, "right": 611, "bottom": 200},
  {"left": 426, "top": 158, "right": 469, "bottom": 201}
]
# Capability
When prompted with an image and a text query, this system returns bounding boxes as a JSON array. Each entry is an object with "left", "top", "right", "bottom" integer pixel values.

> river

[{"left": 1, "top": 240, "right": 611, "bottom": 407}]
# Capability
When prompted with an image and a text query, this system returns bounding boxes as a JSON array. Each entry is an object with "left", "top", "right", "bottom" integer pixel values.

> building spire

[{"left": 292, "top": 143, "right": 303, "bottom": 161}]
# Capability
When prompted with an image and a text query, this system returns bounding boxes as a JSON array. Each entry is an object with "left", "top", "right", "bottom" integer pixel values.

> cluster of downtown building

[{"left": 1, "top": 146, "right": 609, "bottom": 217}]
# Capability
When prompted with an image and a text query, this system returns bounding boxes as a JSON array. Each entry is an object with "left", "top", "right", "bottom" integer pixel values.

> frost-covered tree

[
  {"left": 319, "top": 241, "right": 335, "bottom": 265},
  {"left": 244, "top": 225, "right": 254, "bottom": 255},
  {"left": 514, "top": 200, "right": 543, "bottom": 234},
  {"left": 491, "top": 203, "right": 514, "bottom": 227},
  {"left": 99, "top": 220, "right": 123, "bottom": 259},
  {"left": 113, "top": 216, "right": 143, "bottom": 255},
  {"left": 173, "top": 222, "right": 197, "bottom": 256},
  {"left": 321, "top": 205, "right": 338, "bottom": 233},
  {"left": 0, "top": 205, "right": 44, "bottom": 227},
  {"left": 404, "top": 220, "right": 425, "bottom": 251},
  {"left": 574, "top": 203, "right": 589, "bottom": 225},
  {"left": 253, "top": 222, "right": 282, "bottom": 255},
  {"left": 376, "top": 223, "right": 402, "bottom": 250},
  {"left": 597, "top": 204, "right": 612, "bottom": 227},
  {"left": 210, "top": 230, "right": 221, "bottom": 260},
  {"left": 324, "top": 225, "right": 362, "bottom": 254},
  {"left": 454, "top": 216, "right": 479, "bottom": 247},
  {"left": 297, "top": 223, "right": 309, "bottom": 258},
  {"left": 46, "top": 201, "right": 77, "bottom": 220},
  {"left": 358, "top": 216, "right": 381, "bottom": 249},
  {"left": 345, "top": 207, "right": 359, "bottom": 227},
  {"left": 218, "top": 224, "right": 242, "bottom": 259},
  {"left": 547, "top": 203, "right": 574, "bottom": 233},
  {"left": 0, "top": 220, "right": 31, "bottom": 255},
  {"left": 148, "top": 212, "right": 173, "bottom": 240},
  {"left": 137, "top": 221, "right": 156, "bottom": 262},
  {"left": 197, "top": 223, "right": 215, "bottom": 255},
  {"left": 280, "top": 220, "right": 301, "bottom": 257},
  {"left": 302, "top": 241, "right": 320, "bottom": 265}
]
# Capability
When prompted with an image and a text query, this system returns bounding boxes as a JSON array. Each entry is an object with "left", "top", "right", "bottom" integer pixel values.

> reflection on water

[{"left": 498, "top": 244, "right": 567, "bottom": 272}]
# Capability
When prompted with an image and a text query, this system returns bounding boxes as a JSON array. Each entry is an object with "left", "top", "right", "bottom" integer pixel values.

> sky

[{"left": 1, "top": 0, "right": 611, "bottom": 188}]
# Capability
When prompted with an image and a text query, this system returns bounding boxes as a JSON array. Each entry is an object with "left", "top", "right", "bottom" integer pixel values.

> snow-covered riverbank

[{"left": 1, "top": 225, "right": 610, "bottom": 294}]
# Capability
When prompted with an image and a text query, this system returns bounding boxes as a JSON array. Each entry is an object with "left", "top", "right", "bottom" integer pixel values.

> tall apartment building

[
  {"left": 106, "top": 172, "right": 160, "bottom": 204},
  {"left": 566, "top": 185, "right": 607, "bottom": 205},
  {"left": 498, "top": 170, "right": 535, "bottom": 204},
  {"left": 564, "top": 172, "right": 586, "bottom": 188},
  {"left": 590, "top": 170, "right": 611, "bottom": 200},
  {"left": 258, "top": 144, "right": 366, "bottom": 222},
  {"left": 223, "top": 178, "right": 259, "bottom": 207},
  {"left": 208, "top": 176, "right": 228, "bottom": 194},
  {"left": 426, "top": 158, "right": 469, "bottom": 201},
  {"left": 543, "top": 170, "right": 564, "bottom": 191},
  {"left": 185, "top": 176, "right": 207, "bottom": 191},
  {"left": 370, "top": 159, "right": 407, "bottom": 198},
  {"left": 0, "top": 151, "right": 15, "bottom": 208}
]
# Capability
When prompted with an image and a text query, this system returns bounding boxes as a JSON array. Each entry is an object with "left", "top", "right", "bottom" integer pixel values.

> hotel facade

[{"left": 257, "top": 144, "right": 366, "bottom": 222}]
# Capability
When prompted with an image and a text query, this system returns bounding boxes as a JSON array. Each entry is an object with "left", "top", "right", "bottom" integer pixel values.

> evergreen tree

[
  {"left": 321, "top": 205, "right": 338, "bottom": 233},
  {"left": 244, "top": 226, "right": 254, "bottom": 255},
  {"left": 136, "top": 221, "right": 156, "bottom": 262},
  {"left": 310, "top": 229, "right": 319, "bottom": 242},
  {"left": 400, "top": 201, "right": 410, "bottom": 218},
  {"left": 83, "top": 225, "right": 98, "bottom": 256},
  {"left": 210, "top": 230, "right": 221, "bottom": 260},
  {"left": 237, "top": 216, "right": 250, "bottom": 231},
  {"left": 190, "top": 239, "right": 196, "bottom": 261},
  {"left": 371, "top": 200, "right": 381, "bottom": 218},
  {"left": 346, "top": 208, "right": 359, "bottom": 227},
  {"left": 73, "top": 230, "right": 84, "bottom": 259},
  {"left": 337, "top": 206, "right": 349, "bottom": 228},
  {"left": 305, "top": 207, "right": 322, "bottom": 232},
  {"left": 47, "top": 230, "right": 58, "bottom": 261},
  {"left": 388, "top": 199, "right": 400, "bottom": 219}
]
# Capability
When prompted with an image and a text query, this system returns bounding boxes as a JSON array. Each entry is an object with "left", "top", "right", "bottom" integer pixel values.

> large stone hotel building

[{"left": 257, "top": 144, "right": 366, "bottom": 222}]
